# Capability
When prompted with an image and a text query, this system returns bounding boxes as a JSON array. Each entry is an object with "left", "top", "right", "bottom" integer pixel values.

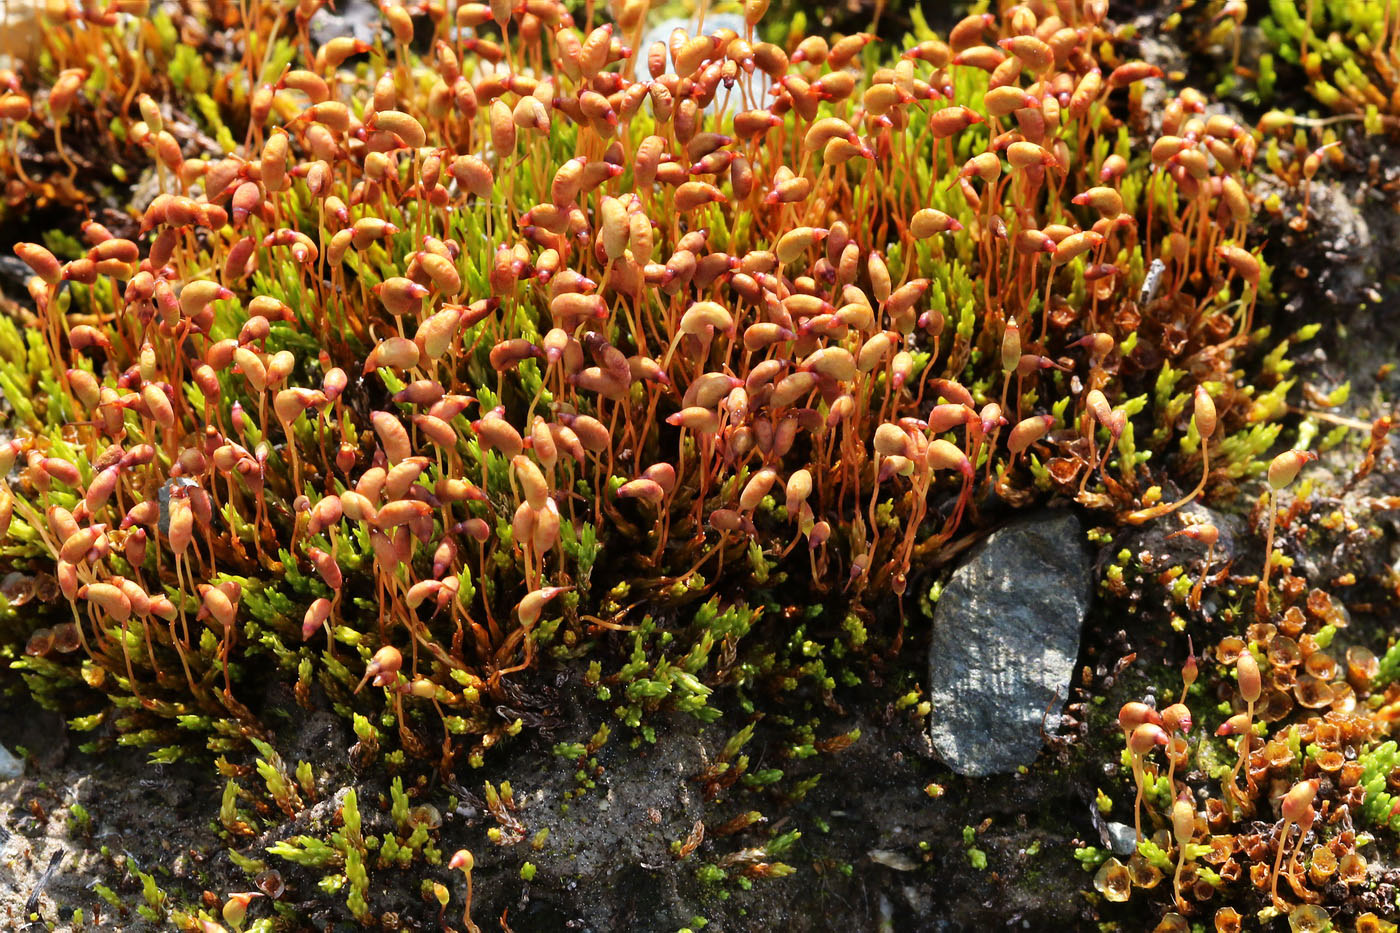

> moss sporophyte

[{"left": 0, "top": 0, "right": 1397, "bottom": 926}]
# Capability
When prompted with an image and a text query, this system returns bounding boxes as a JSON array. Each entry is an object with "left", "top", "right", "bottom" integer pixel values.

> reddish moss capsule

[
  {"left": 1008, "top": 414, "right": 1054, "bottom": 456},
  {"left": 926, "top": 439, "right": 973, "bottom": 477},
  {"left": 15, "top": 243, "right": 61, "bottom": 285},
  {"left": 1237, "top": 652, "right": 1262, "bottom": 704},
  {"left": 927, "top": 105, "right": 983, "bottom": 138},
  {"left": 0, "top": 92, "right": 30, "bottom": 120},
  {"left": 1267, "top": 449, "right": 1316, "bottom": 489}
]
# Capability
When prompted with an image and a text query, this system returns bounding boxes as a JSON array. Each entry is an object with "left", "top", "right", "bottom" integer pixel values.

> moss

[{"left": 1, "top": 0, "right": 1396, "bottom": 926}]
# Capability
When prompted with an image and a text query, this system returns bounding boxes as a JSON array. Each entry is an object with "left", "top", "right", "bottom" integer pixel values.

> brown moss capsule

[
  {"left": 736, "top": 468, "right": 777, "bottom": 512},
  {"left": 1236, "top": 651, "right": 1261, "bottom": 704},
  {"left": 510, "top": 455, "right": 549, "bottom": 511},
  {"left": 1280, "top": 781, "right": 1318, "bottom": 833},
  {"left": 15, "top": 243, "right": 62, "bottom": 285},
  {"left": 574, "top": 22, "right": 610, "bottom": 79},
  {"left": 673, "top": 181, "right": 727, "bottom": 212},
  {"left": 1215, "top": 243, "right": 1259, "bottom": 284},
  {"left": 61, "top": 256, "right": 99, "bottom": 285},
  {"left": 0, "top": 92, "right": 30, "bottom": 120},
  {"left": 315, "top": 37, "right": 370, "bottom": 72},
  {"left": 923, "top": 439, "right": 971, "bottom": 478},
  {"left": 448, "top": 155, "right": 492, "bottom": 198},
  {"left": 1106, "top": 61, "right": 1163, "bottom": 88},
  {"left": 927, "top": 105, "right": 984, "bottom": 138},
  {"left": 616, "top": 478, "right": 664, "bottom": 503},
  {"left": 82, "top": 582, "right": 132, "bottom": 622},
  {"left": 1267, "top": 449, "right": 1316, "bottom": 489},
  {"left": 1008, "top": 415, "right": 1055, "bottom": 457},
  {"left": 355, "top": 645, "right": 403, "bottom": 693},
  {"left": 417, "top": 252, "right": 462, "bottom": 296}
]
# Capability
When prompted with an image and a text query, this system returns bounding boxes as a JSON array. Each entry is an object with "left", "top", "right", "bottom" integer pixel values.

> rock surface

[
  {"left": 0, "top": 681, "right": 1100, "bottom": 933},
  {"left": 928, "top": 511, "right": 1093, "bottom": 777},
  {"left": 0, "top": 744, "right": 20, "bottom": 780},
  {"left": 309, "top": 0, "right": 383, "bottom": 46}
]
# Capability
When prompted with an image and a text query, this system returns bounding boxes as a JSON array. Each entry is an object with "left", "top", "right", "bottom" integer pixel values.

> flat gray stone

[
  {"left": 928, "top": 511, "right": 1093, "bottom": 776},
  {"left": 1106, "top": 822, "right": 1137, "bottom": 856},
  {"left": 310, "top": 0, "right": 381, "bottom": 47},
  {"left": 0, "top": 743, "right": 22, "bottom": 780}
]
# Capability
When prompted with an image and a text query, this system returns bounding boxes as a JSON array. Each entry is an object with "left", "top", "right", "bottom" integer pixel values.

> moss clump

[{"left": 0, "top": 0, "right": 1374, "bottom": 926}]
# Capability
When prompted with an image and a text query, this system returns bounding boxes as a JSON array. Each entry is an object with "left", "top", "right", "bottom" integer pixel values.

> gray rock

[
  {"left": 157, "top": 476, "right": 199, "bottom": 538},
  {"left": 1255, "top": 173, "right": 1374, "bottom": 311},
  {"left": 927, "top": 511, "right": 1093, "bottom": 776},
  {"left": 0, "top": 744, "right": 21, "bottom": 780},
  {"left": 1105, "top": 822, "right": 1137, "bottom": 856},
  {"left": 310, "top": 0, "right": 382, "bottom": 48}
]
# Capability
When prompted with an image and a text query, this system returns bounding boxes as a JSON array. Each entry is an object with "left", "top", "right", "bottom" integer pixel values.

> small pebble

[{"left": 1105, "top": 822, "right": 1137, "bottom": 856}]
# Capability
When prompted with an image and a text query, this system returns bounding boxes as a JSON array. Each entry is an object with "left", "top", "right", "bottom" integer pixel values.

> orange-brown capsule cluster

[{"left": 1, "top": 6, "right": 1363, "bottom": 924}]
